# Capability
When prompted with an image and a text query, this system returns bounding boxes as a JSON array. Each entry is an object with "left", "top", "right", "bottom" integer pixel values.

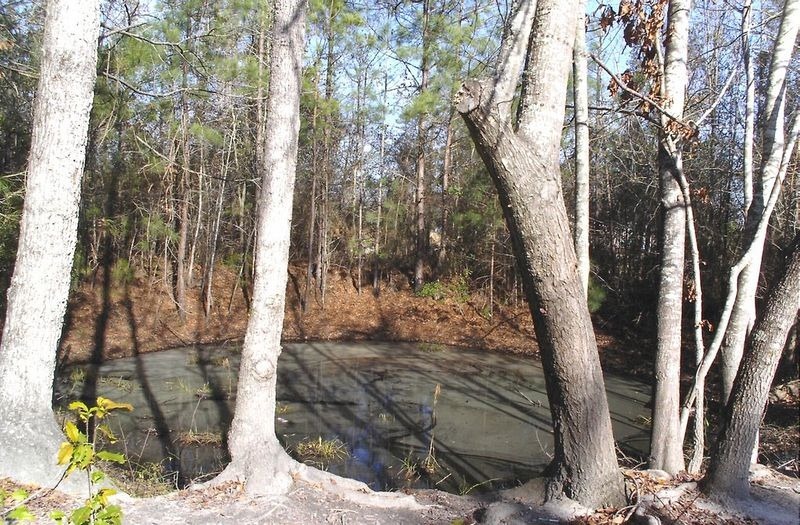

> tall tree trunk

[
  {"left": 176, "top": 55, "right": 191, "bottom": 323},
  {"left": 439, "top": 108, "right": 454, "bottom": 268},
  {"left": 374, "top": 75, "right": 387, "bottom": 292},
  {"left": 210, "top": 0, "right": 306, "bottom": 495},
  {"left": 303, "top": 68, "right": 320, "bottom": 312},
  {"left": 649, "top": 0, "right": 691, "bottom": 475},
  {"left": 0, "top": 0, "right": 100, "bottom": 492},
  {"left": 572, "top": 9, "right": 590, "bottom": 296},
  {"left": 318, "top": 5, "right": 336, "bottom": 307},
  {"left": 741, "top": 0, "right": 755, "bottom": 218},
  {"left": 719, "top": 0, "right": 799, "bottom": 402},
  {"left": 456, "top": 0, "right": 624, "bottom": 508},
  {"left": 413, "top": 0, "right": 430, "bottom": 293},
  {"left": 705, "top": 234, "right": 800, "bottom": 499}
]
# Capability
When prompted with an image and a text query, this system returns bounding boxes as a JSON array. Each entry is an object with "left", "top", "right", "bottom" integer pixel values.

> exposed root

[{"left": 290, "top": 461, "right": 423, "bottom": 510}]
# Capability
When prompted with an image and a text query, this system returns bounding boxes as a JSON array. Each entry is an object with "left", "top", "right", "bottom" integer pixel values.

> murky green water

[{"left": 55, "top": 341, "right": 650, "bottom": 494}]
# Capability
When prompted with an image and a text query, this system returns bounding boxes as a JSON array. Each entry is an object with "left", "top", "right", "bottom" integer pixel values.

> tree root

[{"left": 196, "top": 452, "right": 421, "bottom": 510}]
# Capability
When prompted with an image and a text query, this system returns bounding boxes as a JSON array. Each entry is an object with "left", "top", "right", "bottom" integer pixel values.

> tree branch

[{"left": 590, "top": 53, "right": 683, "bottom": 125}]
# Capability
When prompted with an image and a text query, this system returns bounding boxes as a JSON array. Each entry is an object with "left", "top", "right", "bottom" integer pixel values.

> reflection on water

[{"left": 55, "top": 341, "right": 651, "bottom": 494}]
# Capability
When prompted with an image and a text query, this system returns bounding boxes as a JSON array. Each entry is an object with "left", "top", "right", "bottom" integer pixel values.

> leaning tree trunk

[
  {"left": 719, "top": 0, "right": 799, "bottom": 402},
  {"left": 456, "top": 0, "right": 624, "bottom": 508},
  {"left": 0, "top": 0, "right": 100, "bottom": 492},
  {"left": 705, "top": 234, "right": 800, "bottom": 500},
  {"left": 210, "top": 0, "right": 306, "bottom": 495}
]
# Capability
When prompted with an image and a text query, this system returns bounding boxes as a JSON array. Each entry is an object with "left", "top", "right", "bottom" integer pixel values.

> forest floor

[{"left": 9, "top": 264, "right": 797, "bottom": 523}]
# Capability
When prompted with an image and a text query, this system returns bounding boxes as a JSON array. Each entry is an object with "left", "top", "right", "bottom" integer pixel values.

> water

[{"left": 55, "top": 341, "right": 651, "bottom": 494}]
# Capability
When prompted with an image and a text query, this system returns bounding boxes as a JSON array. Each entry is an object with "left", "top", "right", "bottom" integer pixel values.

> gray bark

[
  {"left": 210, "top": 0, "right": 306, "bottom": 495},
  {"left": 0, "top": 0, "right": 100, "bottom": 492},
  {"left": 650, "top": 0, "right": 691, "bottom": 475},
  {"left": 572, "top": 9, "right": 590, "bottom": 295},
  {"left": 705, "top": 234, "right": 800, "bottom": 499},
  {"left": 456, "top": 0, "right": 624, "bottom": 508},
  {"left": 720, "top": 0, "right": 799, "bottom": 402}
]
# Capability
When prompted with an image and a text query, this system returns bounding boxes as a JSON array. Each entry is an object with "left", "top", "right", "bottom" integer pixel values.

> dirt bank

[{"left": 58, "top": 265, "right": 548, "bottom": 365}]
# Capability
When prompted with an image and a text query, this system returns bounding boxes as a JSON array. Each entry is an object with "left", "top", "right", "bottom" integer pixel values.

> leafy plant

[
  {"left": 416, "top": 280, "right": 447, "bottom": 300},
  {"left": 416, "top": 271, "right": 471, "bottom": 303},
  {"left": 110, "top": 258, "right": 135, "bottom": 286},
  {"left": 587, "top": 276, "right": 607, "bottom": 314},
  {"left": 50, "top": 397, "right": 133, "bottom": 525},
  {"left": 0, "top": 487, "right": 35, "bottom": 522}
]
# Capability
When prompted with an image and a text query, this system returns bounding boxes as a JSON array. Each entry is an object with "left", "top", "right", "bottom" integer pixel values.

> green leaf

[
  {"left": 70, "top": 505, "right": 93, "bottom": 525},
  {"left": 7, "top": 506, "right": 35, "bottom": 522},
  {"left": 96, "top": 504, "right": 123, "bottom": 525},
  {"left": 10, "top": 488, "right": 28, "bottom": 502},
  {"left": 94, "top": 488, "right": 117, "bottom": 506},
  {"left": 49, "top": 509, "right": 66, "bottom": 523},
  {"left": 97, "top": 451, "right": 126, "bottom": 464},
  {"left": 90, "top": 470, "right": 107, "bottom": 484},
  {"left": 71, "top": 443, "right": 94, "bottom": 471}
]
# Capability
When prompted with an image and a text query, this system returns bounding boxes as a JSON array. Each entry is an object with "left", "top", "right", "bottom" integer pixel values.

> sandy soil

[{"left": 3, "top": 265, "right": 792, "bottom": 523}]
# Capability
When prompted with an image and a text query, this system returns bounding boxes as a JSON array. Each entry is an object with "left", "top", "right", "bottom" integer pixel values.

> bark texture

[
  {"left": 650, "top": 0, "right": 691, "bottom": 474},
  {"left": 456, "top": 0, "right": 624, "bottom": 508},
  {"left": 719, "top": 0, "right": 799, "bottom": 401},
  {"left": 0, "top": 0, "right": 100, "bottom": 492},
  {"left": 211, "top": 0, "right": 306, "bottom": 495},
  {"left": 705, "top": 235, "right": 800, "bottom": 499},
  {"left": 572, "top": 9, "right": 590, "bottom": 295}
]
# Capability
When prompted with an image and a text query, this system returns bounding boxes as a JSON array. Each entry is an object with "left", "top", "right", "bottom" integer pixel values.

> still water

[{"left": 55, "top": 341, "right": 651, "bottom": 494}]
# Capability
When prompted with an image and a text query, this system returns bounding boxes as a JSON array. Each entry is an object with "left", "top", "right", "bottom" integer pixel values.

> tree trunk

[
  {"left": 211, "top": 0, "right": 306, "bottom": 495},
  {"left": 649, "top": 0, "right": 691, "bottom": 475},
  {"left": 303, "top": 70, "right": 320, "bottom": 312},
  {"left": 741, "top": 0, "right": 755, "bottom": 217},
  {"left": 318, "top": 6, "right": 336, "bottom": 307},
  {"left": 455, "top": 0, "right": 624, "bottom": 508},
  {"left": 719, "top": 0, "right": 799, "bottom": 402},
  {"left": 572, "top": 9, "right": 590, "bottom": 296},
  {"left": 176, "top": 58, "right": 191, "bottom": 323},
  {"left": 413, "top": 0, "right": 430, "bottom": 293},
  {"left": 439, "top": 108, "right": 454, "bottom": 268},
  {"left": 0, "top": 0, "right": 100, "bottom": 492},
  {"left": 705, "top": 234, "right": 800, "bottom": 499}
]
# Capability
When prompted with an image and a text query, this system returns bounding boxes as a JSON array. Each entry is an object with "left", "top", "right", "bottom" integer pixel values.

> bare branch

[
  {"left": 694, "top": 63, "right": 740, "bottom": 126},
  {"left": 102, "top": 71, "right": 217, "bottom": 99},
  {"left": 590, "top": 53, "right": 683, "bottom": 125}
]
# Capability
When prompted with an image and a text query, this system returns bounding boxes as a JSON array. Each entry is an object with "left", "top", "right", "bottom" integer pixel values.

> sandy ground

[{"left": 4, "top": 466, "right": 798, "bottom": 524}]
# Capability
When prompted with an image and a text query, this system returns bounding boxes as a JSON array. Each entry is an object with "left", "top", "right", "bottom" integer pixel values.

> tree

[
  {"left": 455, "top": 0, "right": 624, "bottom": 508},
  {"left": 650, "top": 0, "right": 692, "bottom": 475},
  {"left": 572, "top": 9, "right": 590, "bottom": 296},
  {"left": 208, "top": 0, "right": 307, "bottom": 494},
  {"left": 705, "top": 233, "right": 800, "bottom": 499},
  {"left": 677, "top": 0, "right": 800, "bottom": 461},
  {"left": 0, "top": 0, "right": 100, "bottom": 490},
  {"left": 719, "top": 0, "right": 799, "bottom": 402}
]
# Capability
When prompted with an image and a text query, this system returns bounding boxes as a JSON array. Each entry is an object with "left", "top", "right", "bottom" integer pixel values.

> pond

[{"left": 55, "top": 341, "right": 651, "bottom": 494}]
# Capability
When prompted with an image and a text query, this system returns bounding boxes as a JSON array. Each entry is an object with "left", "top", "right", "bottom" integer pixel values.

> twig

[{"left": 590, "top": 53, "right": 682, "bottom": 125}]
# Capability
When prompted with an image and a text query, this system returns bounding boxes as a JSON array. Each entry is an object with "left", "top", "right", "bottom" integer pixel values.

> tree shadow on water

[{"left": 121, "top": 286, "right": 183, "bottom": 485}]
